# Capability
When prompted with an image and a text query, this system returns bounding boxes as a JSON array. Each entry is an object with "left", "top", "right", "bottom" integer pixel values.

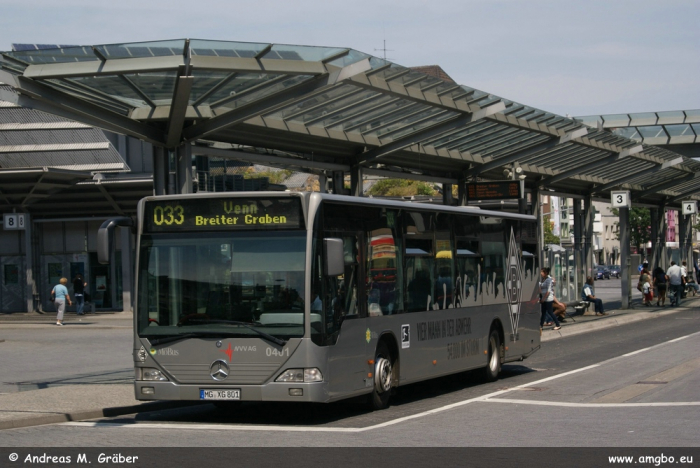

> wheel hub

[{"left": 374, "top": 357, "right": 392, "bottom": 392}]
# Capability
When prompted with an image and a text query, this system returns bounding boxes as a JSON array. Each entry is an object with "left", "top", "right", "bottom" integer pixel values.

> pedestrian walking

[
  {"left": 72, "top": 273, "right": 88, "bottom": 315},
  {"left": 652, "top": 266, "right": 667, "bottom": 306},
  {"left": 639, "top": 268, "right": 654, "bottom": 306},
  {"left": 666, "top": 261, "right": 683, "bottom": 307},
  {"left": 51, "top": 277, "right": 72, "bottom": 326},
  {"left": 538, "top": 267, "right": 561, "bottom": 330}
]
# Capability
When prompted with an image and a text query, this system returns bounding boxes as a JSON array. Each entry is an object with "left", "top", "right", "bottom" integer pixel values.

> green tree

[
  {"left": 368, "top": 179, "right": 437, "bottom": 197},
  {"left": 543, "top": 215, "right": 560, "bottom": 245},
  {"left": 611, "top": 207, "right": 651, "bottom": 253}
]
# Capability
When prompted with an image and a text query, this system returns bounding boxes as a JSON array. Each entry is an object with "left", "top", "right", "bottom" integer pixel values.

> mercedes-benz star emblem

[{"left": 210, "top": 360, "right": 230, "bottom": 381}]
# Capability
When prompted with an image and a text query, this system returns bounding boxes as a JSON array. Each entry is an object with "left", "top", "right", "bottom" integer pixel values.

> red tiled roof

[{"left": 409, "top": 65, "right": 455, "bottom": 83}]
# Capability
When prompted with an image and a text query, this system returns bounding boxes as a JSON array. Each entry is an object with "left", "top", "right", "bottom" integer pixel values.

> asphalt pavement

[{"left": 0, "top": 291, "right": 698, "bottom": 431}]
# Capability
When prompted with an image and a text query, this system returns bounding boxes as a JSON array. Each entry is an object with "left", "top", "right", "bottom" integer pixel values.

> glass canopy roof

[
  {"left": 1, "top": 39, "right": 698, "bottom": 203},
  {"left": 576, "top": 110, "right": 700, "bottom": 145}
]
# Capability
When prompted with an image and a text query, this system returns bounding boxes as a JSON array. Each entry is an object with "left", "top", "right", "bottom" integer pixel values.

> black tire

[
  {"left": 367, "top": 341, "right": 393, "bottom": 410},
  {"left": 482, "top": 329, "right": 502, "bottom": 382}
]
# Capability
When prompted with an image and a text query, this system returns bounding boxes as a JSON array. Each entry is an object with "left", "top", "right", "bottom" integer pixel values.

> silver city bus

[{"left": 98, "top": 192, "right": 541, "bottom": 409}]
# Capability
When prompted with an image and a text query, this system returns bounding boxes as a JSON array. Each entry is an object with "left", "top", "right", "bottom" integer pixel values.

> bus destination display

[
  {"left": 144, "top": 197, "right": 303, "bottom": 232},
  {"left": 466, "top": 181, "right": 522, "bottom": 201}
]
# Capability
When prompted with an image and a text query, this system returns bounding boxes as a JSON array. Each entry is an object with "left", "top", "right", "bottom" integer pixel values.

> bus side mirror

[
  {"left": 97, "top": 217, "right": 134, "bottom": 264},
  {"left": 324, "top": 238, "right": 344, "bottom": 276}
]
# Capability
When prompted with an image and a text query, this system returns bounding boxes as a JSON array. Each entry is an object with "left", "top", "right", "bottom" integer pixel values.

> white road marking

[
  {"left": 485, "top": 398, "right": 700, "bottom": 408},
  {"left": 63, "top": 330, "right": 700, "bottom": 433}
]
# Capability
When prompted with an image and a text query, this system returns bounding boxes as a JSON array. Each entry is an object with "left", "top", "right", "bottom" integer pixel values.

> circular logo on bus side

[{"left": 210, "top": 360, "right": 230, "bottom": 381}]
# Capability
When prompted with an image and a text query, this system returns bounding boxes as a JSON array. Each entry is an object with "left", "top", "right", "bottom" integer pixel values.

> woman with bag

[
  {"left": 51, "top": 277, "right": 72, "bottom": 326},
  {"left": 640, "top": 268, "right": 653, "bottom": 306},
  {"left": 538, "top": 267, "right": 561, "bottom": 330}
]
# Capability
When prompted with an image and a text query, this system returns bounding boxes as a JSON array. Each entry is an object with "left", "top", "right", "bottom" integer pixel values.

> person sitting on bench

[{"left": 582, "top": 276, "right": 606, "bottom": 316}]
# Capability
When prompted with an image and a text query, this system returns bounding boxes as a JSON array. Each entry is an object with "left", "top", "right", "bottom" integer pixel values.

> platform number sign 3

[
  {"left": 611, "top": 191, "right": 630, "bottom": 208},
  {"left": 682, "top": 201, "right": 697, "bottom": 215}
]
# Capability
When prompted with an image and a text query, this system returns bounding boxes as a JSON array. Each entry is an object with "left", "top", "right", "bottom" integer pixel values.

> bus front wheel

[
  {"left": 482, "top": 329, "right": 502, "bottom": 382},
  {"left": 368, "top": 341, "right": 393, "bottom": 410}
]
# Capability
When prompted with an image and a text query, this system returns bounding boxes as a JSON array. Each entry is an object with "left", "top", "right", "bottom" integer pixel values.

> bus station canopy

[{"left": 1, "top": 39, "right": 698, "bottom": 208}]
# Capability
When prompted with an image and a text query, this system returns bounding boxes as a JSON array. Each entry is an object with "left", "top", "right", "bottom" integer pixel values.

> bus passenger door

[{"left": 325, "top": 233, "right": 370, "bottom": 395}]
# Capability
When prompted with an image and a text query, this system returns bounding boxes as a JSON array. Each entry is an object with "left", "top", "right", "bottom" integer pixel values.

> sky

[{"left": 0, "top": 0, "right": 697, "bottom": 117}]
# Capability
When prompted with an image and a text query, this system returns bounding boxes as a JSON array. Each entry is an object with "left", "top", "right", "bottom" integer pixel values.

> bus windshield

[{"left": 136, "top": 231, "right": 306, "bottom": 340}]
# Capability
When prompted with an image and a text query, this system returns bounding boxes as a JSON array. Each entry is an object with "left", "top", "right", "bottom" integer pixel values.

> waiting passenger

[{"left": 582, "top": 276, "right": 606, "bottom": 315}]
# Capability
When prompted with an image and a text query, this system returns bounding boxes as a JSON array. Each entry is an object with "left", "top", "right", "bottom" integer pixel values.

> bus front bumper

[{"left": 134, "top": 380, "right": 329, "bottom": 403}]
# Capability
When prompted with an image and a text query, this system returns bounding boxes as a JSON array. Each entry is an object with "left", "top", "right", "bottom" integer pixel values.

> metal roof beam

[
  {"left": 362, "top": 167, "right": 458, "bottom": 185},
  {"left": 190, "top": 56, "right": 327, "bottom": 75},
  {"left": 23, "top": 55, "right": 184, "bottom": 79},
  {"left": 182, "top": 58, "right": 372, "bottom": 141},
  {"left": 208, "top": 74, "right": 291, "bottom": 109},
  {"left": 636, "top": 172, "right": 700, "bottom": 199},
  {"left": 592, "top": 157, "right": 684, "bottom": 193},
  {"left": 119, "top": 75, "right": 157, "bottom": 108},
  {"left": 165, "top": 71, "right": 194, "bottom": 148},
  {"left": 192, "top": 72, "right": 237, "bottom": 107},
  {"left": 0, "top": 73, "right": 166, "bottom": 145},
  {"left": 359, "top": 101, "right": 505, "bottom": 164},
  {"left": 191, "top": 145, "right": 350, "bottom": 172},
  {"left": 541, "top": 145, "right": 642, "bottom": 185},
  {"left": 324, "top": 97, "right": 401, "bottom": 129},
  {"left": 283, "top": 87, "right": 364, "bottom": 121},
  {"left": 466, "top": 127, "right": 588, "bottom": 177},
  {"left": 303, "top": 92, "right": 383, "bottom": 127},
  {"left": 670, "top": 186, "right": 700, "bottom": 203},
  {"left": 96, "top": 183, "right": 125, "bottom": 215}
]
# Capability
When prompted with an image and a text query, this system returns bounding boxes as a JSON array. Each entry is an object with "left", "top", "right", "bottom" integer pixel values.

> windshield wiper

[
  {"left": 149, "top": 331, "right": 241, "bottom": 346},
  {"left": 176, "top": 318, "right": 287, "bottom": 346}
]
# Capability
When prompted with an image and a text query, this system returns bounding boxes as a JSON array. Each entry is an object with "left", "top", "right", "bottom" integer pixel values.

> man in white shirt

[{"left": 666, "top": 261, "right": 683, "bottom": 306}]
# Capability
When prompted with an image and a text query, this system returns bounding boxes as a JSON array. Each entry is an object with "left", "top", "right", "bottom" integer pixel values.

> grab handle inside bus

[
  {"left": 324, "top": 238, "right": 344, "bottom": 276},
  {"left": 97, "top": 217, "right": 134, "bottom": 264}
]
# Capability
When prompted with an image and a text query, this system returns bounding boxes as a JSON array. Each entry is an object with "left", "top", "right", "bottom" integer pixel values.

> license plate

[{"left": 200, "top": 389, "right": 241, "bottom": 400}]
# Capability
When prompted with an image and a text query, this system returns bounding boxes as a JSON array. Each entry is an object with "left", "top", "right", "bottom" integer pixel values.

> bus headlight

[
  {"left": 275, "top": 368, "right": 323, "bottom": 382},
  {"left": 142, "top": 368, "right": 169, "bottom": 381}
]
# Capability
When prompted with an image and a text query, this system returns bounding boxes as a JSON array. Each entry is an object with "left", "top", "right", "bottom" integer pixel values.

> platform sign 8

[
  {"left": 611, "top": 191, "right": 631, "bottom": 208},
  {"left": 3, "top": 213, "right": 26, "bottom": 230},
  {"left": 682, "top": 201, "right": 697, "bottom": 215}
]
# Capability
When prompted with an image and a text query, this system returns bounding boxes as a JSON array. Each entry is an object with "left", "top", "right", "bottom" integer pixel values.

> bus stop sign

[
  {"left": 682, "top": 201, "right": 697, "bottom": 215},
  {"left": 611, "top": 191, "right": 631, "bottom": 208}
]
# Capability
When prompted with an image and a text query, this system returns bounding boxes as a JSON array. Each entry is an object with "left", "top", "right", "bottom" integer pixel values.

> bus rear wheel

[
  {"left": 482, "top": 330, "right": 502, "bottom": 382},
  {"left": 368, "top": 341, "right": 393, "bottom": 410}
]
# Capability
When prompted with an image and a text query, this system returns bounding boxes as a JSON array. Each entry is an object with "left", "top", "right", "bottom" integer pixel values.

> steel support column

[
  {"left": 350, "top": 166, "right": 363, "bottom": 197},
  {"left": 331, "top": 171, "right": 347, "bottom": 195},
  {"left": 24, "top": 214, "right": 35, "bottom": 312},
  {"left": 573, "top": 199, "right": 584, "bottom": 285},
  {"left": 679, "top": 211, "right": 692, "bottom": 266},
  {"left": 318, "top": 174, "right": 327, "bottom": 194},
  {"left": 534, "top": 187, "right": 545, "bottom": 268},
  {"left": 120, "top": 227, "right": 132, "bottom": 313},
  {"left": 176, "top": 143, "right": 192, "bottom": 195},
  {"left": 583, "top": 196, "right": 595, "bottom": 280},
  {"left": 620, "top": 206, "right": 631, "bottom": 309},
  {"left": 457, "top": 177, "right": 468, "bottom": 207},
  {"left": 442, "top": 184, "right": 453, "bottom": 206},
  {"left": 650, "top": 207, "right": 662, "bottom": 272},
  {"left": 153, "top": 146, "right": 168, "bottom": 196}
]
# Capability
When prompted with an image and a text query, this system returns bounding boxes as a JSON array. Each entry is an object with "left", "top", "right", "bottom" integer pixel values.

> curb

[
  {"left": 0, "top": 401, "right": 203, "bottom": 431},
  {"left": 542, "top": 306, "right": 688, "bottom": 342}
]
